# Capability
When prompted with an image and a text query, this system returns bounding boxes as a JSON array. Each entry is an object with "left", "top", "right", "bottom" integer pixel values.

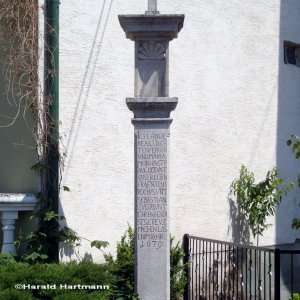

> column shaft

[
  {"left": 1, "top": 211, "right": 18, "bottom": 253},
  {"left": 134, "top": 119, "right": 171, "bottom": 300}
]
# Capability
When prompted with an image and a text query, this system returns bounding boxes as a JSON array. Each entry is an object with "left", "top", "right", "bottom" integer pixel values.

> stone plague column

[{"left": 119, "top": 2, "right": 184, "bottom": 299}]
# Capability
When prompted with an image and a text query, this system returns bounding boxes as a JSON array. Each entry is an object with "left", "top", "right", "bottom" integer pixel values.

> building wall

[
  {"left": 276, "top": 0, "right": 300, "bottom": 246},
  {"left": 59, "top": 0, "right": 300, "bottom": 262}
]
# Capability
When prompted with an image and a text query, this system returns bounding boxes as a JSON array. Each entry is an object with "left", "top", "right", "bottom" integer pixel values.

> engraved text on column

[{"left": 136, "top": 131, "right": 168, "bottom": 249}]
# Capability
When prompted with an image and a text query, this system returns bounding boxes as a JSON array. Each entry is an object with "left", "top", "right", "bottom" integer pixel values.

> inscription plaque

[
  {"left": 133, "top": 122, "right": 171, "bottom": 300},
  {"left": 136, "top": 131, "right": 168, "bottom": 250}
]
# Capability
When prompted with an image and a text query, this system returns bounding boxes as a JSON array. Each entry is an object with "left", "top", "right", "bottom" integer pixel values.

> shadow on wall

[
  {"left": 62, "top": 0, "right": 113, "bottom": 184},
  {"left": 228, "top": 196, "right": 250, "bottom": 245},
  {"left": 276, "top": 1, "right": 300, "bottom": 245},
  {"left": 277, "top": 0, "right": 300, "bottom": 293},
  {"left": 59, "top": 0, "right": 113, "bottom": 261}
]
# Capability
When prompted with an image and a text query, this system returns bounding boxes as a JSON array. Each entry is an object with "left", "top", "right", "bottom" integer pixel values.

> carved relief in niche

[{"left": 138, "top": 41, "right": 166, "bottom": 60}]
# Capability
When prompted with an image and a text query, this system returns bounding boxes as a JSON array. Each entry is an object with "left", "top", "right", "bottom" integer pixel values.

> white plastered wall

[{"left": 58, "top": 0, "right": 300, "bottom": 262}]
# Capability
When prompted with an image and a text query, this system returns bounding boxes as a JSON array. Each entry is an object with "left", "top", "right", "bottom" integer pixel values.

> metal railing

[{"left": 183, "top": 234, "right": 300, "bottom": 300}]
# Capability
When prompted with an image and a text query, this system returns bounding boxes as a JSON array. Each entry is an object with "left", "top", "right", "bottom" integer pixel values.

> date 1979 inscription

[{"left": 136, "top": 131, "right": 168, "bottom": 249}]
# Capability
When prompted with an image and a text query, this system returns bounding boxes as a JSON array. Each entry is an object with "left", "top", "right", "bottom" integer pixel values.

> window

[{"left": 284, "top": 41, "right": 300, "bottom": 67}]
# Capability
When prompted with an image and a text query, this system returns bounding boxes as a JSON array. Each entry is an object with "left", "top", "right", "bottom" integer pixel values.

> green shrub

[
  {"left": 0, "top": 253, "right": 17, "bottom": 265},
  {"left": 0, "top": 262, "right": 112, "bottom": 300},
  {"left": 0, "top": 228, "right": 187, "bottom": 299},
  {"left": 104, "top": 225, "right": 137, "bottom": 300},
  {"left": 170, "top": 236, "right": 187, "bottom": 300},
  {"left": 289, "top": 293, "right": 300, "bottom": 300},
  {"left": 105, "top": 225, "right": 187, "bottom": 300},
  {"left": 0, "top": 289, "right": 32, "bottom": 300}
]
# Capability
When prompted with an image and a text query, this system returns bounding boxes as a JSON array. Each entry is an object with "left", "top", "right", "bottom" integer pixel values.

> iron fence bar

[
  {"left": 216, "top": 243, "right": 219, "bottom": 298},
  {"left": 258, "top": 250, "right": 261, "bottom": 300},
  {"left": 264, "top": 251, "right": 266, "bottom": 300},
  {"left": 192, "top": 237, "right": 195, "bottom": 300},
  {"left": 246, "top": 248, "right": 248, "bottom": 299},
  {"left": 269, "top": 252, "right": 272, "bottom": 300},
  {"left": 208, "top": 242, "right": 211, "bottom": 299},
  {"left": 278, "top": 249, "right": 300, "bottom": 254},
  {"left": 212, "top": 242, "right": 215, "bottom": 300},
  {"left": 255, "top": 249, "right": 257, "bottom": 299},
  {"left": 274, "top": 248, "right": 280, "bottom": 300},
  {"left": 235, "top": 247, "right": 238, "bottom": 299},
  {"left": 183, "top": 234, "right": 190, "bottom": 300},
  {"left": 188, "top": 235, "right": 275, "bottom": 252},
  {"left": 221, "top": 243, "right": 223, "bottom": 298},
  {"left": 250, "top": 249, "right": 252, "bottom": 299},
  {"left": 263, "top": 252, "right": 267, "bottom": 299},
  {"left": 291, "top": 253, "right": 294, "bottom": 296},
  {"left": 198, "top": 239, "right": 201, "bottom": 299},
  {"left": 195, "top": 239, "right": 198, "bottom": 298},
  {"left": 205, "top": 240, "right": 208, "bottom": 300},
  {"left": 241, "top": 247, "right": 244, "bottom": 299},
  {"left": 232, "top": 246, "right": 235, "bottom": 299},
  {"left": 202, "top": 240, "right": 205, "bottom": 297}
]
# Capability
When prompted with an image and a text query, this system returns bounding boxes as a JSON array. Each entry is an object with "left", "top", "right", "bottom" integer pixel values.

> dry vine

[
  {"left": 0, "top": 0, "right": 39, "bottom": 125},
  {"left": 0, "top": 0, "right": 57, "bottom": 201}
]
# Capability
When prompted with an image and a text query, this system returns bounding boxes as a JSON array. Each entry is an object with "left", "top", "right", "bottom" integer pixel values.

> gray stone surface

[
  {"left": 134, "top": 121, "right": 170, "bottom": 300},
  {"left": 119, "top": 14, "right": 184, "bottom": 99},
  {"left": 146, "top": 0, "right": 159, "bottom": 15},
  {"left": 127, "top": 98, "right": 177, "bottom": 300},
  {"left": 118, "top": 15, "right": 184, "bottom": 41},
  {"left": 120, "top": 11, "right": 184, "bottom": 300},
  {"left": 135, "top": 40, "right": 168, "bottom": 97}
]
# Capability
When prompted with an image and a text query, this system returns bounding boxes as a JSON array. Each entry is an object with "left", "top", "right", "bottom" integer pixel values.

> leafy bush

[
  {"left": 0, "top": 253, "right": 17, "bottom": 265},
  {"left": 170, "top": 236, "right": 187, "bottom": 300},
  {"left": 105, "top": 225, "right": 187, "bottom": 300},
  {"left": 289, "top": 293, "right": 300, "bottom": 300},
  {"left": 105, "top": 225, "right": 137, "bottom": 300},
  {"left": 0, "top": 262, "right": 112, "bottom": 300}
]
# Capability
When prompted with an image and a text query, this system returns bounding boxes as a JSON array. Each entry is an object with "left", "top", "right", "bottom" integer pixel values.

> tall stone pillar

[{"left": 119, "top": 10, "right": 184, "bottom": 300}]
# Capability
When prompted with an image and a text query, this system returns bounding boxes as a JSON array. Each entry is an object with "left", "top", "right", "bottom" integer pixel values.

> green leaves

[
  {"left": 30, "top": 162, "right": 49, "bottom": 171},
  {"left": 231, "top": 165, "right": 293, "bottom": 239},
  {"left": 292, "top": 218, "right": 300, "bottom": 230},
  {"left": 91, "top": 240, "right": 109, "bottom": 250},
  {"left": 62, "top": 185, "right": 71, "bottom": 192},
  {"left": 287, "top": 134, "right": 300, "bottom": 231},
  {"left": 287, "top": 134, "right": 300, "bottom": 159},
  {"left": 289, "top": 294, "right": 300, "bottom": 300},
  {"left": 43, "top": 210, "right": 65, "bottom": 222},
  {"left": 60, "top": 227, "right": 81, "bottom": 246},
  {"left": 0, "top": 253, "right": 17, "bottom": 265},
  {"left": 170, "top": 236, "right": 187, "bottom": 300},
  {"left": 22, "top": 252, "right": 48, "bottom": 263}
]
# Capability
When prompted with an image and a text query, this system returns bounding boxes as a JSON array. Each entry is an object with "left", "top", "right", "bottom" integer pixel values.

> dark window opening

[{"left": 284, "top": 41, "right": 300, "bottom": 66}]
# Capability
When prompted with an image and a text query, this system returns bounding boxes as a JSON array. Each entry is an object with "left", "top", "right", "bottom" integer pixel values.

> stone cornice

[
  {"left": 126, "top": 97, "right": 178, "bottom": 118},
  {"left": 0, "top": 193, "right": 38, "bottom": 211},
  {"left": 118, "top": 14, "right": 184, "bottom": 40}
]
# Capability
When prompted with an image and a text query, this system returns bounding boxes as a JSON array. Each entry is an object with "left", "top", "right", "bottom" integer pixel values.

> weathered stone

[
  {"left": 118, "top": 15, "right": 184, "bottom": 41},
  {"left": 146, "top": 0, "right": 159, "bottom": 15}
]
